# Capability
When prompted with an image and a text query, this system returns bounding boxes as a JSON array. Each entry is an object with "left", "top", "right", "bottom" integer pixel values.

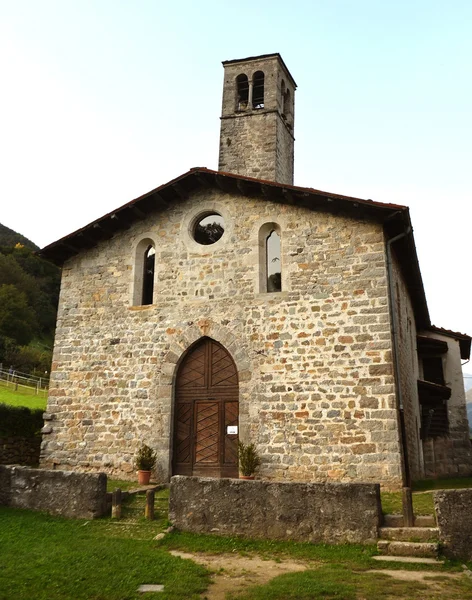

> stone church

[{"left": 39, "top": 53, "right": 472, "bottom": 487}]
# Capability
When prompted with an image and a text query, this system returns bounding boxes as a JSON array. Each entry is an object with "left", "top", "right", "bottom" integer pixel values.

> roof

[
  {"left": 39, "top": 166, "right": 429, "bottom": 328},
  {"left": 428, "top": 326, "right": 471, "bottom": 360}
]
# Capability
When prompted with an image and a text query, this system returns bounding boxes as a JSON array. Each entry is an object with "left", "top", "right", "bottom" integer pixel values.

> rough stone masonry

[{"left": 41, "top": 186, "right": 404, "bottom": 487}]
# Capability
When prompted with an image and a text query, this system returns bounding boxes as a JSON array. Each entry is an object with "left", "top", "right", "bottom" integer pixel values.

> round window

[{"left": 193, "top": 213, "right": 225, "bottom": 245}]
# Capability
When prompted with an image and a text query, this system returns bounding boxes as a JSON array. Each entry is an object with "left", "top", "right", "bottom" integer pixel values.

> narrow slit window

[
  {"left": 142, "top": 245, "right": 155, "bottom": 305},
  {"left": 253, "top": 71, "right": 265, "bottom": 109},
  {"left": 266, "top": 230, "right": 281, "bottom": 292},
  {"left": 283, "top": 88, "right": 291, "bottom": 117},
  {"left": 236, "top": 74, "right": 249, "bottom": 110}
]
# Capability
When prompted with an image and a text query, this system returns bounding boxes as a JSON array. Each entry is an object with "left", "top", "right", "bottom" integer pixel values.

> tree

[{"left": 0, "top": 284, "right": 37, "bottom": 346}]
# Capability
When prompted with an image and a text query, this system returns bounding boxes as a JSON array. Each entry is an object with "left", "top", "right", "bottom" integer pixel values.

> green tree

[{"left": 0, "top": 284, "right": 37, "bottom": 346}]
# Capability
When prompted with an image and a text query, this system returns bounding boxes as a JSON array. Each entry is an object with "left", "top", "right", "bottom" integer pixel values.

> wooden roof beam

[
  {"left": 172, "top": 183, "right": 188, "bottom": 200},
  {"left": 110, "top": 213, "right": 130, "bottom": 230},
  {"left": 236, "top": 179, "right": 251, "bottom": 196},
  {"left": 131, "top": 205, "right": 146, "bottom": 220}
]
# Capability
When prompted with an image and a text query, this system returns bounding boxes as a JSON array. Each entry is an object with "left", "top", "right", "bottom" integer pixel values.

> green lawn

[
  {"left": 0, "top": 380, "right": 47, "bottom": 410},
  {"left": 0, "top": 490, "right": 208, "bottom": 600},
  {"left": 381, "top": 491, "right": 434, "bottom": 515},
  {"left": 108, "top": 478, "right": 143, "bottom": 492},
  {"left": 226, "top": 566, "right": 472, "bottom": 600},
  {"left": 2, "top": 488, "right": 472, "bottom": 600},
  {"left": 380, "top": 477, "right": 472, "bottom": 516}
]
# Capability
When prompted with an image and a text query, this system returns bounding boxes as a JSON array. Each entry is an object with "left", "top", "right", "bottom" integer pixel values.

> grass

[
  {"left": 0, "top": 380, "right": 47, "bottom": 410},
  {"left": 107, "top": 478, "right": 145, "bottom": 492},
  {"left": 381, "top": 477, "right": 472, "bottom": 516},
  {"left": 226, "top": 565, "right": 472, "bottom": 600},
  {"left": 0, "top": 489, "right": 208, "bottom": 600},
  {"left": 3, "top": 487, "right": 472, "bottom": 599},
  {"left": 381, "top": 491, "right": 435, "bottom": 515},
  {"left": 158, "top": 530, "right": 377, "bottom": 565}
]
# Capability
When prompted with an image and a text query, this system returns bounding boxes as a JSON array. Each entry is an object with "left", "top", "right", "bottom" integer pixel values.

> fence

[{"left": 0, "top": 366, "right": 49, "bottom": 396}]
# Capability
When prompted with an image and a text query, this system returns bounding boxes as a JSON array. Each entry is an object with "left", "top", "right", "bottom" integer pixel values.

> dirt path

[
  {"left": 170, "top": 551, "right": 468, "bottom": 600},
  {"left": 170, "top": 551, "right": 308, "bottom": 600}
]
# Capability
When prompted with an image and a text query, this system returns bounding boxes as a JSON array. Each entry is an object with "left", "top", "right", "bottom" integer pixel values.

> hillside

[
  {"left": 0, "top": 222, "right": 60, "bottom": 374},
  {"left": 0, "top": 223, "right": 39, "bottom": 251}
]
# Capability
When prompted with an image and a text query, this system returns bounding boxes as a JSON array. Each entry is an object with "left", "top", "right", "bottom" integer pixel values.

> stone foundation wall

[
  {"left": 0, "top": 436, "right": 41, "bottom": 466},
  {"left": 169, "top": 476, "right": 381, "bottom": 543},
  {"left": 41, "top": 188, "right": 403, "bottom": 486},
  {"left": 0, "top": 465, "right": 107, "bottom": 519},
  {"left": 435, "top": 489, "right": 472, "bottom": 560}
]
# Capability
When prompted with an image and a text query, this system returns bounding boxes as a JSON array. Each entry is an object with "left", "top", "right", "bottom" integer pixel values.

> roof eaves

[{"left": 428, "top": 325, "right": 472, "bottom": 360}]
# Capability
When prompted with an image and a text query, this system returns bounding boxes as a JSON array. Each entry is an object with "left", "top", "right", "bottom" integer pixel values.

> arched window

[
  {"left": 283, "top": 88, "right": 292, "bottom": 120},
  {"left": 280, "top": 79, "right": 286, "bottom": 110},
  {"left": 284, "top": 89, "right": 292, "bottom": 117},
  {"left": 252, "top": 71, "right": 264, "bottom": 109},
  {"left": 142, "top": 245, "right": 155, "bottom": 305},
  {"left": 236, "top": 74, "right": 249, "bottom": 110},
  {"left": 259, "top": 223, "right": 281, "bottom": 293},
  {"left": 266, "top": 230, "right": 281, "bottom": 292},
  {"left": 133, "top": 238, "right": 156, "bottom": 306}
]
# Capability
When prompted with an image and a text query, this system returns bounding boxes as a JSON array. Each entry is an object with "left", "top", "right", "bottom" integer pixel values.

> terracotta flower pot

[
  {"left": 137, "top": 470, "right": 152, "bottom": 485},
  {"left": 239, "top": 475, "right": 255, "bottom": 480}
]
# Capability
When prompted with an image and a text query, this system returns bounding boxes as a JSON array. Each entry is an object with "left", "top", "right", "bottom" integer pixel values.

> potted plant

[
  {"left": 135, "top": 443, "right": 157, "bottom": 485},
  {"left": 238, "top": 441, "right": 261, "bottom": 480}
]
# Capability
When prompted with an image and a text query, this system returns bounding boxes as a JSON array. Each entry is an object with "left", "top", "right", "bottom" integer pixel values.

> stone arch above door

[
  {"left": 173, "top": 337, "right": 239, "bottom": 478},
  {"left": 159, "top": 320, "right": 252, "bottom": 386}
]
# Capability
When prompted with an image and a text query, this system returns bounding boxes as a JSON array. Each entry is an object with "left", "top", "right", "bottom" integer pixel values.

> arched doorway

[{"left": 173, "top": 337, "right": 239, "bottom": 478}]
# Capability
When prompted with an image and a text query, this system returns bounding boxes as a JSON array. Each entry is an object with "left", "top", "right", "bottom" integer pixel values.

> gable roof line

[
  {"left": 38, "top": 166, "right": 410, "bottom": 261},
  {"left": 40, "top": 166, "right": 470, "bottom": 340}
]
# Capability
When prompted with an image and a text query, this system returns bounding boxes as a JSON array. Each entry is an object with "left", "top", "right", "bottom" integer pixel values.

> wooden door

[{"left": 173, "top": 338, "right": 239, "bottom": 478}]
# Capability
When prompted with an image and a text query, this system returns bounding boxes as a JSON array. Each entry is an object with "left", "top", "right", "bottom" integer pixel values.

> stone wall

[
  {"left": 0, "top": 465, "right": 107, "bottom": 519},
  {"left": 434, "top": 489, "right": 472, "bottom": 560},
  {"left": 169, "top": 476, "right": 381, "bottom": 543},
  {"left": 41, "top": 187, "right": 403, "bottom": 486},
  {"left": 0, "top": 436, "right": 41, "bottom": 466},
  {"left": 0, "top": 436, "right": 41, "bottom": 467},
  {"left": 390, "top": 251, "right": 422, "bottom": 480}
]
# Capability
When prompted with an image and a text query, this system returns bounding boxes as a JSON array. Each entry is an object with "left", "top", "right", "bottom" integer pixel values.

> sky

[{"left": 1, "top": 1, "right": 471, "bottom": 369}]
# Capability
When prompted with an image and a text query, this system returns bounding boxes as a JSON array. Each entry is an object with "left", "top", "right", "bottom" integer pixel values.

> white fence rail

[{"left": 0, "top": 366, "right": 49, "bottom": 396}]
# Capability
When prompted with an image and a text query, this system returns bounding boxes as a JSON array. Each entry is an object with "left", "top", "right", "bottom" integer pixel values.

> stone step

[
  {"left": 377, "top": 540, "right": 439, "bottom": 558},
  {"left": 372, "top": 555, "right": 444, "bottom": 565},
  {"left": 379, "top": 527, "right": 439, "bottom": 542},
  {"left": 383, "top": 514, "right": 436, "bottom": 528}
]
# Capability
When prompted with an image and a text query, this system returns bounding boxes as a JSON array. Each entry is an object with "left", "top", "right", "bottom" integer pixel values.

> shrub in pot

[
  {"left": 238, "top": 441, "right": 261, "bottom": 480},
  {"left": 135, "top": 443, "right": 157, "bottom": 485}
]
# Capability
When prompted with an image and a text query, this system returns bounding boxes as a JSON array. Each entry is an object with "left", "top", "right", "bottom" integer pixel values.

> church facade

[{"left": 39, "top": 54, "right": 472, "bottom": 487}]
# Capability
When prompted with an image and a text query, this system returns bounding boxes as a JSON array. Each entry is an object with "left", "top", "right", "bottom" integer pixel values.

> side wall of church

[
  {"left": 389, "top": 252, "right": 423, "bottom": 481},
  {"left": 41, "top": 189, "right": 403, "bottom": 487}
]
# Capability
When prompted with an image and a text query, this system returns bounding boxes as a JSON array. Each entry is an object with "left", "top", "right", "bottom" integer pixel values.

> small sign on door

[{"left": 227, "top": 425, "right": 238, "bottom": 435}]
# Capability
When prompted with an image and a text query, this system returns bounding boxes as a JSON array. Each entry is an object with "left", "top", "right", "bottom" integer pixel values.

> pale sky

[{"left": 1, "top": 1, "right": 471, "bottom": 368}]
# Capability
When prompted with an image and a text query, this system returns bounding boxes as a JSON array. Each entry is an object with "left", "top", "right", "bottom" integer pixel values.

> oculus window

[{"left": 193, "top": 213, "right": 225, "bottom": 245}]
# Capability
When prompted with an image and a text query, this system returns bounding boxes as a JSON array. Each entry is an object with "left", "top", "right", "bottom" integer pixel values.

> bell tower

[{"left": 218, "top": 53, "right": 296, "bottom": 185}]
